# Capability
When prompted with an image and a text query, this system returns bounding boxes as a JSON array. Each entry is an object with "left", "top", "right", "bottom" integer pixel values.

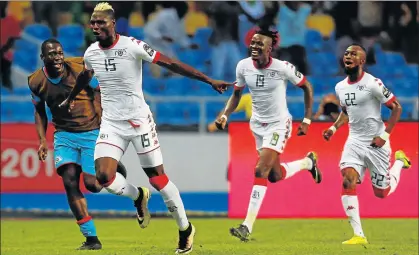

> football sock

[
  {"left": 103, "top": 172, "right": 139, "bottom": 200},
  {"left": 342, "top": 191, "right": 365, "bottom": 237},
  {"left": 388, "top": 160, "right": 404, "bottom": 195},
  {"left": 150, "top": 175, "right": 189, "bottom": 231},
  {"left": 77, "top": 216, "right": 98, "bottom": 239},
  {"left": 243, "top": 178, "right": 268, "bottom": 233},
  {"left": 280, "top": 157, "right": 312, "bottom": 180}
]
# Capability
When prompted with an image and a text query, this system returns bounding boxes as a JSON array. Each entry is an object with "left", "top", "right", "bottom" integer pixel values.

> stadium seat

[
  {"left": 375, "top": 52, "right": 406, "bottom": 66},
  {"left": 158, "top": 77, "right": 191, "bottom": 96},
  {"left": 57, "top": 25, "right": 85, "bottom": 49},
  {"left": 308, "top": 52, "right": 339, "bottom": 76},
  {"left": 116, "top": 17, "right": 129, "bottom": 36},
  {"left": 187, "top": 81, "right": 220, "bottom": 96},
  {"left": 14, "top": 38, "right": 38, "bottom": 54},
  {"left": 391, "top": 79, "right": 418, "bottom": 95},
  {"left": 12, "top": 87, "right": 32, "bottom": 96},
  {"left": 288, "top": 102, "right": 305, "bottom": 119},
  {"left": 128, "top": 27, "right": 144, "bottom": 40},
  {"left": 13, "top": 49, "right": 38, "bottom": 73},
  {"left": 192, "top": 27, "right": 212, "bottom": 49},
  {"left": 155, "top": 102, "right": 200, "bottom": 125},
  {"left": 24, "top": 24, "right": 52, "bottom": 41},
  {"left": 58, "top": 37, "right": 83, "bottom": 54},
  {"left": 305, "top": 29, "right": 323, "bottom": 52},
  {"left": 1, "top": 101, "right": 34, "bottom": 123}
]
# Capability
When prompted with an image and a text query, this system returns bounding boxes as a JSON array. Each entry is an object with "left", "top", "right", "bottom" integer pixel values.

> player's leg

[
  {"left": 132, "top": 124, "right": 195, "bottom": 254},
  {"left": 54, "top": 131, "right": 101, "bottom": 250},
  {"left": 80, "top": 129, "right": 128, "bottom": 193},
  {"left": 368, "top": 147, "right": 411, "bottom": 199},
  {"left": 339, "top": 142, "right": 368, "bottom": 244},
  {"left": 94, "top": 123, "right": 145, "bottom": 202}
]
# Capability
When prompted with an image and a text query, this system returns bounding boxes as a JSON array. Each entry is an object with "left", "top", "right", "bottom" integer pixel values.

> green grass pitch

[{"left": 1, "top": 218, "right": 418, "bottom": 255}]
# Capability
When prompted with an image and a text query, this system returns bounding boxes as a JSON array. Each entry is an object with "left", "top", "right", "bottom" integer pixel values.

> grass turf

[{"left": 1, "top": 218, "right": 417, "bottom": 255}]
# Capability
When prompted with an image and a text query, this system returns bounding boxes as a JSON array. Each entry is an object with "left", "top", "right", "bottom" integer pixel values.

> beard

[{"left": 344, "top": 65, "right": 360, "bottom": 75}]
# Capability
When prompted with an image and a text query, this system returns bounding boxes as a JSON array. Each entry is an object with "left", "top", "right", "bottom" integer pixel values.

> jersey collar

[
  {"left": 99, "top": 34, "right": 120, "bottom": 50},
  {"left": 252, "top": 57, "right": 273, "bottom": 69}
]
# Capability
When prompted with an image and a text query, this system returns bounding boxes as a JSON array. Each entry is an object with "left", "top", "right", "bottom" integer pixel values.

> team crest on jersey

[
  {"left": 382, "top": 86, "right": 392, "bottom": 98},
  {"left": 143, "top": 43, "right": 155, "bottom": 57},
  {"left": 356, "top": 85, "right": 365, "bottom": 91},
  {"left": 267, "top": 71, "right": 280, "bottom": 78},
  {"left": 55, "top": 156, "right": 62, "bottom": 164}
]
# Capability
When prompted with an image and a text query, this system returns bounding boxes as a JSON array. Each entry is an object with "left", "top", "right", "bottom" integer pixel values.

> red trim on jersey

[
  {"left": 99, "top": 34, "right": 120, "bottom": 50},
  {"left": 252, "top": 57, "right": 273, "bottom": 69},
  {"left": 385, "top": 96, "right": 396, "bottom": 107},
  {"left": 137, "top": 146, "right": 161, "bottom": 155},
  {"left": 127, "top": 120, "right": 140, "bottom": 128},
  {"left": 152, "top": 51, "right": 161, "bottom": 63},
  {"left": 96, "top": 142, "right": 124, "bottom": 153},
  {"left": 346, "top": 71, "right": 365, "bottom": 84},
  {"left": 296, "top": 76, "right": 307, "bottom": 87}
]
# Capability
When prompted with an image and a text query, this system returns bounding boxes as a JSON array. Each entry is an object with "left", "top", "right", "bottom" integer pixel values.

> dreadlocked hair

[{"left": 255, "top": 29, "right": 279, "bottom": 47}]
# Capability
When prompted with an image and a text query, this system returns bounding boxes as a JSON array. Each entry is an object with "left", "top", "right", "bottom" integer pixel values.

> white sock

[
  {"left": 105, "top": 172, "right": 139, "bottom": 200},
  {"left": 281, "top": 157, "right": 312, "bottom": 180},
  {"left": 243, "top": 184, "right": 267, "bottom": 233},
  {"left": 388, "top": 160, "right": 404, "bottom": 195},
  {"left": 341, "top": 195, "right": 365, "bottom": 237},
  {"left": 160, "top": 181, "right": 189, "bottom": 230}
]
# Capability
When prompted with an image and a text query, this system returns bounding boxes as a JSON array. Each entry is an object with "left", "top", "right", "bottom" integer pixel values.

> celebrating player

[
  {"left": 323, "top": 44, "right": 411, "bottom": 245},
  {"left": 214, "top": 29, "right": 322, "bottom": 242},
  {"left": 59, "top": 2, "right": 232, "bottom": 254},
  {"left": 28, "top": 39, "right": 129, "bottom": 250}
]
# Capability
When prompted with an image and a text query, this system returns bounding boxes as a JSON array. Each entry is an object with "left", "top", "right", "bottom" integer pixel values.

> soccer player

[
  {"left": 323, "top": 44, "right": 411, "bottom": 245},
  {"left": 59, "top": 2, "right": 232, "bottom": 254},
  {"left": 28, "top": 38, "right": 128, "bottom": 250},
  {"left": 214, "top": 29, "right": 322, "bottom": 242}
]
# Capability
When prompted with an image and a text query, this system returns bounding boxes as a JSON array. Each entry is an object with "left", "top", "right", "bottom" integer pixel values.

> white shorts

[
  {"left": 250, "top": 117, "right": 292, "bottom": 154},
  {"left": 339, "top": 139, "right": 391, "bottom": 189},
  {"left": 94, "top": 115, "right": 163, "bottom": 168}
]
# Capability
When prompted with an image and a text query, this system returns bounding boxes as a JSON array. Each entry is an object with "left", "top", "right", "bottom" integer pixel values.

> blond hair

[{"left": 94, "top": 2, "right": 114, "bottom": 12}]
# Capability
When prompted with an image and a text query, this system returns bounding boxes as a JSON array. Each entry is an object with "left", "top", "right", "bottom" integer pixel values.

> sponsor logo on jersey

[{"left": 143, "top": 43, "right": 155, "bottom": 57}]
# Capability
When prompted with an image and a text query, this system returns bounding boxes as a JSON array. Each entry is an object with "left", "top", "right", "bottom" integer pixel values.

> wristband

[
  {"left": 380, "top": 131, "right": 390, "bottom": 141},
  {"left": 302, "top": 118, "right": 311, "bottom": 125},
  {"left": 329, "top": 126, "right": 337, "bottom": 134},
  {"left": 220, "top": 114, "right": 228, "bottom": 121}
]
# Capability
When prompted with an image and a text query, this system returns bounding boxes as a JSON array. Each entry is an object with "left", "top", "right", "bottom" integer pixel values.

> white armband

[
  {"left": 220, "top": 114, "right": 228, "bottom": 121},
  {"left": 329, "top": 126, "right": 337, "bottom": 134},
  {"left": 302, "top": 118, "right": 311, "bottom": 125},
  {"left": 380, "top": 131, "right": 390, "bottom": 141}
]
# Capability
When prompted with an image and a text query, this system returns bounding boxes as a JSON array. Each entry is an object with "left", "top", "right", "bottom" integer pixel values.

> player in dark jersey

[{"left": 28, "top": 38, "right": 128, "bottom": 250}]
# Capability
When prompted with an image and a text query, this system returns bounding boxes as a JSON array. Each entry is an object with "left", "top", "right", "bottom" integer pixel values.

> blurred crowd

[{"left": 1, "top": 1, "right": 419, "bottom": 90}]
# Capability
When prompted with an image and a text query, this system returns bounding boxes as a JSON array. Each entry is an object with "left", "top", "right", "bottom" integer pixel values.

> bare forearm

[
  {"left": 35, "top": 109, "right": 48, "bottom": 143},
  {"left": 157, "top": 59, "right": 212, "bottom": 85},
  {"left": 333, "top": 110, "right": 349, "bottom": 129},
  {"left": 222, "top": 90, "right": 242, "bottom": 117},
  {"left": 301, "top": 82, "right": 313, "bottom": 119},
  {"left": 385, "top": 102, "right": 402, "bottom": 134},
  {"left": 68, "top": 71, "right": 92, "bottom": 100}
]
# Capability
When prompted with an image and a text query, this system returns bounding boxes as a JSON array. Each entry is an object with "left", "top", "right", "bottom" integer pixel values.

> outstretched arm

[{"left": 155, "top": 54, "right": 232, "bottom": 94}]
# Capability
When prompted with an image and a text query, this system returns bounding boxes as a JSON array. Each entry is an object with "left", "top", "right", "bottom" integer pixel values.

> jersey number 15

[{"left": 104, "top": 58, "right": 116, "bottom": 72}]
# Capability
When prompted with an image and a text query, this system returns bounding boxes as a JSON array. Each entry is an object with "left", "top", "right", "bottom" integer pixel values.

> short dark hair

[
  {"left": 41, "top": 38, "right": 61, "bottom": 55},
  {"left": 348, "top": 43, "right": 367, "bottom": 53},
  {"left": 255, "top": 29, "right": 279, "bottom": 48}
]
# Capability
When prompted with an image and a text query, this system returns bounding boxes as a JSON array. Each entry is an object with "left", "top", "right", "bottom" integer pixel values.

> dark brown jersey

[{"left": 28, "top": 57, "right": 101, "bottom": 132}]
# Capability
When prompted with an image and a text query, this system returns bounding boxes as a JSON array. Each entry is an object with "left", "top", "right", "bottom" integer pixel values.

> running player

[
  {"left": 59, "top": 3, "right": 232, "bottom": 254},
  {"left": 28, "top": 38, "right": 128, "bottom": 250},
  {"left": 323, "top": 43, "right": 411, "bottom": 245},
  {"left": 214, "top": 29, "right": 322, "bottom": 242}
]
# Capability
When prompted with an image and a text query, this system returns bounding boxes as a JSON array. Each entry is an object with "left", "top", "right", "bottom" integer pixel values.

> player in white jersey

[
  {"left": 213, "top": 29, "right": 322, "bottom": 242},
  {"left": 59, "top": 3, "right": 232, "bottom": 254},
  {"left": 323, "top": 44, "right": 412, "bottom": 245}
]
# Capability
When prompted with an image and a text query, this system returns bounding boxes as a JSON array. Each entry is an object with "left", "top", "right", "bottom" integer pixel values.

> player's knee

[
  {"left": 96, "top": 171, "right": 113, "bottom": 186},
  {"left": 342, "top": 168, "right": 358, "bottom": 190},
  {"left": 84, "top": 176, "right": 102, "bottom": 193},
  {"left": 267, "top": 168, "right": 280, "bottom": 183},
  {"left": 255, "top": 162, "right": 273, "bottom": 178}
]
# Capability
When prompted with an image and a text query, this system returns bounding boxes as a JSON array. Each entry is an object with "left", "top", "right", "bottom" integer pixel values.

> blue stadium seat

[
  {"left": 376, "top": 52, "right": 406, "bottom": 66},
  {"left": 391, "top": 79, "right": 418, "bottom": 96},
  {"left": 229, "top": 111, "right": 247, "bottom": 121},
  {"left": 116, "top": 17, "right": 129, "bottom": 36},
  {"left": 24, "top": 24, "right": 52, "bottom": 41},
  {"left": 288, "top": 102, "right": 304, "bottom": 119},
  {"left": 155, "top": 102, "right": 200, "bottom": 125},
  {"left": 187, "top": 81, "right": 220, "bottom": 96},
  {"left": 305, "top": 29, "right": 323, "bottom": 52},
  {"left": 142, "top": 76, "right": 165, "bottom": 95},
  {"left": 402, "top": 64, "right": 418, "bottom": 79},
  {"left": 205, "top": 102, "right": 224, "bottom": 123},
  {"left": 1, "top": 101, "right": 34, "bottom": 123},
  {"left": 14, "top": 38, "right": 38, "bottom": 54},
  {"left": 13, "top": 49, "right": 38, "bottom": 73},
  {"left": 58, "top": 36, "right": 83, "bottom": 53},
  {"left": 13, "top": 87, "right": 32, "bottom": 96},
  {"left": 192, "top": 27, "right": 212, "bottom": 50},
  {"left": 128, "top": 27, "right": 144, "bottom": 40},
  {"left": 57, "top": 25, "right": 85, "bottom": 49},
  {"left": 159, "top": 77, "right": 191, "bottom": 96},
  {"left": 308, "top": 52, "right": 339, "bottom": 76}
]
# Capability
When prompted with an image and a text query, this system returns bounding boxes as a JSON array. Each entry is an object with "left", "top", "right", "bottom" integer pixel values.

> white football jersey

[
  {"left": 235, "top": 57, "right": 306, "bottom": 123},
  {"left": 84, "top": 34, "right": 160, "bottom": 121},
  {"left": 335, "top": 72, "right": 395, "bottom": 144}
]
